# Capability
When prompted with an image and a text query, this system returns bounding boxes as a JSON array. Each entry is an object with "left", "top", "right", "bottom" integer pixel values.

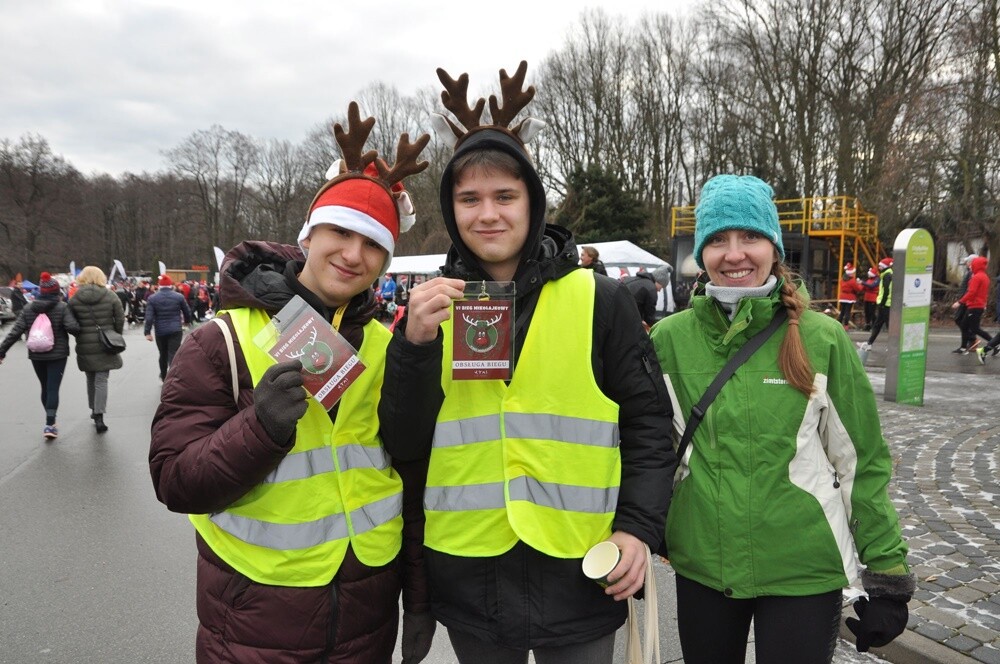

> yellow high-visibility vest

[
  {"left": 877, "top": 267, "right": 893, "bottom": 307},
  {"left": 425, "top": 269, "right": 621, "bottom": 559},
  {"left": 190, "top": 307, "right": 402, "bottom": 587}
]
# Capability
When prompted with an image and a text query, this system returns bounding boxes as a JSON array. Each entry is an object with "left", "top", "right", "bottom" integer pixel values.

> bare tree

[
  {"left": 535, "top": 10, "right": 635, "bottom": 197},
  {"left": 0, "top": 134, "right": 84, "bottom": 277},
  {"left": 631, "top": 13, "right": 696, "bottom": 228},
  {"left": 249, "top": 138, "right": 310, "bottom": 243},
  {"left": 164, "top": 125, "right": 259, "bottom": 265}
]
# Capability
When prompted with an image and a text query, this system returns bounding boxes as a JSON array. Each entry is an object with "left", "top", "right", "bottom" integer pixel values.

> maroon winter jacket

[{"left": 149, "top": 241, "right": 429, "bottom": 663}]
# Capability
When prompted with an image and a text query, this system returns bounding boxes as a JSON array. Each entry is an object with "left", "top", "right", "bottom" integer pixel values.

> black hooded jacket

[
  {"left": 0, "top": 294, "right": 80, "bottom": 361},
  {"left": 623, "top": 272, "right": 659, "bottom": 326},
  {"left": 379, "top": 130, "right": 676, "bottom": 648}
]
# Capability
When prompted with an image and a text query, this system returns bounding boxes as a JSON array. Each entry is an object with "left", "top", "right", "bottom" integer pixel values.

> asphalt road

[{"left": 3, "top": 317, "right": 991, "bottom": 663}]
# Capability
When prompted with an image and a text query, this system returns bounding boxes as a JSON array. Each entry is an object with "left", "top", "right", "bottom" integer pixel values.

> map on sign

[{"left": 901, "top": 322, "right": 926, "bottom": 353}]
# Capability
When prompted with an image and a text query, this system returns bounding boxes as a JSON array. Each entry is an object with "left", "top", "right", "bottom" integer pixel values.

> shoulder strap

[
  {"left": 212, "top": 316, "right": 239, "bottom": 406},
  {"left": 676, "top": 307, "right": 788, "bottom": 461}
]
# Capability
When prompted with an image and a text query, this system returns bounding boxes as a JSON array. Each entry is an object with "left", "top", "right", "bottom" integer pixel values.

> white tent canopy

[
  {"left": 584, "top": 241, "right": 675, "bottom": 314},
  {"left": 584, "top": 240, "right": 668, "bottom": 272},
  {"left": 387, "top": 253, "right": 446, "bottom": 276}
]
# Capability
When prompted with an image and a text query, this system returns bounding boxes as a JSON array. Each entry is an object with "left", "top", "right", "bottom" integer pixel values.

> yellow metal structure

[{"left": 671, "top": 195, "right": 884, "bottom": 299}]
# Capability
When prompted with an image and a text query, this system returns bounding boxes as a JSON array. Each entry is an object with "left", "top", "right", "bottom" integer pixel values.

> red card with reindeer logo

[
  {"left": 452, "top": 296, "right": 514, "bottom": 380},
  {"left": 255, "top": 295, "right": 366, "bottom": 410}
]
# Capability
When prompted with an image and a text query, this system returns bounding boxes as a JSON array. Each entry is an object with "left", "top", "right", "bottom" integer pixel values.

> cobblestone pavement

[{"left": 868, "top": 369, "right": 1000, "bottom": 664}]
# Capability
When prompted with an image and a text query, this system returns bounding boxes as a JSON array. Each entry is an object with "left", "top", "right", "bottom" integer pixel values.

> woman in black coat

[
  {"left": 69, "top": 266, "right": 125, "bottom": 433},
  {"left": 0, "top": 272, "right": 80, "bottom": 439}
]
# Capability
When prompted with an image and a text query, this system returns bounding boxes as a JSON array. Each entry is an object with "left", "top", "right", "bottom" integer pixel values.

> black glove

[
  {"left": 401, "top": 611, "right": 436, "bottom": 664},
  {"left": 845, "top": 596, "right": 909, "bottom": 652},
  {"left": 253, "top": 360, "right": 307, "bottom": 445}
]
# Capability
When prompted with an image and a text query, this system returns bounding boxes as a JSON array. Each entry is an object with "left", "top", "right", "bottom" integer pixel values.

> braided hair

[{"left": 772, "top": 262, "right": 815, "bottom": 397}]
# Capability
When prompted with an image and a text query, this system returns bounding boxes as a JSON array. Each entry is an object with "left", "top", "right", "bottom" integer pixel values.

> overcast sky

[{"left": 0, "top": 0, "right": 687, "bottom": 177}]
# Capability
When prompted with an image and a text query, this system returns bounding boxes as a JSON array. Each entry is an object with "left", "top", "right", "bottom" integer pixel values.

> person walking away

[
  {"left": 624, "top": 266, "right": 672, "bottom": 328},
  {"left": 650, "top": 174, "right": 914, "bottom": 663},
  {"left": 952, "top": 255, "right": 991, "bottom": 354},
  {"left": 860, "top": 268, "right": 879, "bottom": 330},
  {"left": 112, "top": 283, "right": 131, "bottom": 325},
  {"left": 858, "top": 257, "right": 894, "bottom": 352},
  {"left": 580, "top": 245, "right": 608, "bottom": 276},
  {"left": 144, "top": 275, "right": 192, "bottom": 381},
  {"left": 837, "top": 263, "right": 864, "bottom": 330},
  {"left": 655, "top": 264, "right": 676, "bottom": 319},
  {"left": 379, "top": 61, "right": 677, "bottom": 662},
  {"left": 68, "top": 266, "right": 125, "bottom": 434},
  {"left": 148, "top": 103, "right": 434, "bottom": 663},
  {"left": 0, "top": 272, "right": 80, "bottom": 439}
]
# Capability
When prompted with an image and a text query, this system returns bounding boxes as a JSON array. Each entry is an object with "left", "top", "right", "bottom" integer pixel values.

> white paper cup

[{"left": 582, "top": 540, "right": 621, "bottom": 587}]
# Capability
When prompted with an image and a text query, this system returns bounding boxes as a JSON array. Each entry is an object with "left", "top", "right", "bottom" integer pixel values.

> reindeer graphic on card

[
  {"left": 259, "top": 295, "right": 366, "bottom": 411},
  {"left": 452, "top": 298, "right": 513, "bottom": 380}
]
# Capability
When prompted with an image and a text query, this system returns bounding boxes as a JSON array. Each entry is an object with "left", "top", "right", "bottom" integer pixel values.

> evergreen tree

[{"left": 552, "top": 164, "right": 649, "bottom": 245}]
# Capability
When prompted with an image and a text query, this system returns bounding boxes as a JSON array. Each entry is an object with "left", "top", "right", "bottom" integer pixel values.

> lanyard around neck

[{"left": 332, "top": 304, "right": 347, "bottom": 331}]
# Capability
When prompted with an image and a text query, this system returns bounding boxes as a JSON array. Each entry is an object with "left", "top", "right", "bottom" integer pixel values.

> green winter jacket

[{"left": 649, "top": 286, "right": 908, "bottom": 598}]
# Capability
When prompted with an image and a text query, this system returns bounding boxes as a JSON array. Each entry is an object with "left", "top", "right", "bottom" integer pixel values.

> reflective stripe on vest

[
  {"left": 189, "top": 308, "right": 402, "bottom": 587},
  {"left": 425, "top": 269, "right": 621, "bottom": 559},
  {"left": 432, "top": 413, "right": 619, "bottom": 449},
  {"left": 263, "top": 444, "right": 390, "bottom": 483},
  {"left": 210, "top": 492, "right": 403, "bottom": 549},
  {"left": 424, "top": 478, "right": 618, "bottom": 515}
]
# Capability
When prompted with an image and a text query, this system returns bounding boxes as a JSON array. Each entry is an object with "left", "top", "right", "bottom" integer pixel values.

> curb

[{"left": 839, "top": 620, "right": 980, "bottom": 664}]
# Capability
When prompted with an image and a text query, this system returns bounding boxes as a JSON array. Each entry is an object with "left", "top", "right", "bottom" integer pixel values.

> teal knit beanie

[{"left": 693, "top": 175, "right": 784, "bottom": 269}]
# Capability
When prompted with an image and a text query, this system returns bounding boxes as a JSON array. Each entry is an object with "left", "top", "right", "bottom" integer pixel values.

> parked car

[{"left": 0, "top": 286, "right": 15, "bottom": 324}]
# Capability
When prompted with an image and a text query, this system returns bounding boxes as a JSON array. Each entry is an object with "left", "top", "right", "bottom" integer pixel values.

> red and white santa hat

[
  {"left": 843, "top": 262, "right": 856, "bottom": 276},
  {"left": 878, "top": 257, "right": 894, "bottom": 270},
  {"left": 297, "top": 163, "right": 415, "bottom": 273}
]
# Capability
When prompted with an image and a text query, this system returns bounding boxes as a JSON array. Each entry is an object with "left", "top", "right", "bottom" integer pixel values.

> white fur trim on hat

[{"left": 298, "top": 205, "right": 396, "bottom": 272}]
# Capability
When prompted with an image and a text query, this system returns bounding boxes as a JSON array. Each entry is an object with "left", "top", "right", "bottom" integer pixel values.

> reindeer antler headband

[
  {"left": 430, "top": 60, "right": 546, "bottom": 151},
  {"left": 298, "top": 102, "right": 430, "bottom": 269}
]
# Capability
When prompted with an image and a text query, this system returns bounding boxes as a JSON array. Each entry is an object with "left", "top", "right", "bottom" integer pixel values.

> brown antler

[
  {"left": 437, "top": 68, "right": 486, "bottom": 137},
  {"left": 489, "top": 61, "right": 535, "bottom": 129},
  {"left": 333, "top": 102, "right": 377, "bottom": 173},
  {"left": 375, "top": 132, "right": 431, "bottom": 189}
]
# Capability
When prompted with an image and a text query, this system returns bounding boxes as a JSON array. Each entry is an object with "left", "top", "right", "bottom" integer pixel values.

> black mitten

[
  {"left": 845, "top": 596, "right": 909, "bottom": 652},
  {"left": 253, "top": 360, "right": 307, "bottom": 445},
  {"left": 401, "top": 611, "right": 436, "bottom": 663}
]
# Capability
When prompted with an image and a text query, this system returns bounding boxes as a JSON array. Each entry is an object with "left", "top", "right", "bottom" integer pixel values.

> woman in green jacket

[{"left": 649, "top": 175, "right": 913, "bottom": 663}]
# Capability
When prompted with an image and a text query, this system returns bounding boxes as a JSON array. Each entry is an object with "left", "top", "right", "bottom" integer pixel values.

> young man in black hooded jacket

[{"left": 378, "top": 62, "right": 676, "bottom": 662}]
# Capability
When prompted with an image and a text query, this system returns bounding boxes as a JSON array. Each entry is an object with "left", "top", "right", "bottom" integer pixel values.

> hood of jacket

[
  {"left": 970, "top": 256, "right": 988, "bottom": 274},
  {"left": 73, "top": 283, "right": 111, "bottom": 306},
  {"left": 633, "top": 272, "right": 656, "bottom": 285},
  {"left": 219, "top": 240, "right": 377, "bottom": 329},
  {"left": 31, "top": 294, "right": 61, "bottom": 313},
  {"left": 438, "top": 129, "right": 580, "bottom": 298}
]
